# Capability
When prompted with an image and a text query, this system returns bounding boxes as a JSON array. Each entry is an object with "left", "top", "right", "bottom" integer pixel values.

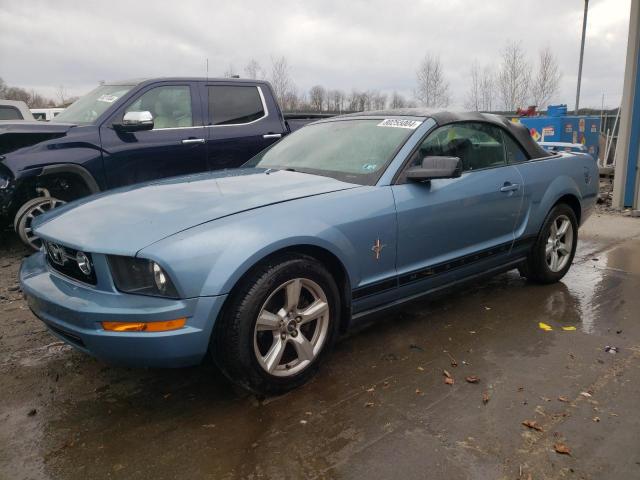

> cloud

[{"left": 0, "top": 0, "right": 631, "bottom": 108}]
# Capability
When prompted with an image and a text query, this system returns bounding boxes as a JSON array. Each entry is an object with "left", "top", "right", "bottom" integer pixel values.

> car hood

[
  {"left": 0, "top": 121, "right": 77, "bottom": 156},
  {"left": 34, "top": 168, "right": 360, "bottom": 255}
]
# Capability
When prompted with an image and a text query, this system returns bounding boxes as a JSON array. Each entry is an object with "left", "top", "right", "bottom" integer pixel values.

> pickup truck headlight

[{"left": 107, "top": 256, "right": 179, "bottom": 298}]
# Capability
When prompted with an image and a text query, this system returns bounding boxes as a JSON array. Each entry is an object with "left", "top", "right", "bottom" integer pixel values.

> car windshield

[
  {"left": 245, "top": 118, "right": 421, "bottom": 185},
  {"left": 52, "top": 85, "right": 134, "bottom": 125}
]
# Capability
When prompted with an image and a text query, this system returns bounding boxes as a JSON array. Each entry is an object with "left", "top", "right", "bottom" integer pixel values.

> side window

[
  {"left": 411, "top": 122, "right": 507, "bottom": 171},
  {"left": 208, "top": 85, "right": 265, "bottom": 125},
  {"left": 502, "top": 132, "right": 529, "bottom": 163},
  {"left": 0, "top": 106, "right": 23, "bottom": 120},
  {"left": 125, "top": 86, "right": 193, "bottom": 129}
]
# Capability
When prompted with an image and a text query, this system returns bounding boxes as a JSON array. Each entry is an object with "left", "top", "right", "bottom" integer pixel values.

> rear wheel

[
  {"left": 212, "top": 254, "right": 340, "bottom": 396},
  {"left": 518, "top": 203, "right": 578, "bottom": 284},
  {"left": 14, "top": 195, "right": 66, "bottom": 250}
]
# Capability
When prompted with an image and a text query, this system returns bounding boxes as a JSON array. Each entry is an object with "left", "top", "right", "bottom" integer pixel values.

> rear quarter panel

[{"left": 514, "top": 152, "right": 598, "bottom": 239}]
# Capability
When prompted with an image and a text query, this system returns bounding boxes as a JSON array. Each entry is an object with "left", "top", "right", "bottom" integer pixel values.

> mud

[{"left": 1, "top": 212, "right": 640, "bottom": 480}]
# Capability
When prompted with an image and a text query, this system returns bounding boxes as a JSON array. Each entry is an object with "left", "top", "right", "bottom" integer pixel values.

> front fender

[{"left": 139, "top": 186, "right": 397, "bottom": 299}]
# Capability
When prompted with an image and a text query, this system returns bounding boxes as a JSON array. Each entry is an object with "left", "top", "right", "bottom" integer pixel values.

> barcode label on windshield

[{"left": 377, "top": 119, "right": 422, "bottom": 129}]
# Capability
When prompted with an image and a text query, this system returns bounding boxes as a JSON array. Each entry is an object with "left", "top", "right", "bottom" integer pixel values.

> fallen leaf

[
  {"left": 562, "top": 326, "right": 577, "bottom": 331},
  {"left": 469, "top": 331, "right": 476, "bottom": 334},
  {"left": 539, "top": 322, "right": 553, "bottom": 331},
  {"left": 465, "top": 376, "right": 480, "bottom": 383},
  {"left": 558, "top": 396, "right": 570, "bottom": 403},
  {"left": 580, "top": 392, "right": 592, "bottom": 398},
  {"left": 415, "top": 388, "right": 422, "bottom": 395},
  {"left": 300, "top": 419, "right": 308, "bottom": 425},
  {"left": 593, "top": 416, "right": 600, "bottom": 422},
  {"left": 522, "top": 420, "right": 544, "bottom": 432},
  {"left": 554, "top": 442, "right": 571, "bottom": 455},
  {"left": 484, "top": 306, "right": 491, "bottom": 310},
  {"left": 364, "top": 402, "right": 374, "bottom": 408},
  {"left": 444, "top": 377, "right": 454, "bottom": 385},
  {"left": 417, "top": 366, "right": 424, "bottom": 371},
  {"left": 482, "top": 391, "right": 490, "bottom": 404},
  {"left": 443, "top": 369, "right": 452, "bottom": 379}
]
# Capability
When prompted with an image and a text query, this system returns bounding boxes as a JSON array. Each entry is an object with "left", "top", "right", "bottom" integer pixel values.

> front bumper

[{"left": 19, "top": 252, "right": 227, "bottom": 367}]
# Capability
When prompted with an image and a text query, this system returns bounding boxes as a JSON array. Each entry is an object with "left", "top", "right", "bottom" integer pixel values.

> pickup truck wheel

[
  {"left": 518, "top": 204, "right": 578, "bottom": 284},
  {"left": 14, "top": 196, "right": 66, "bottom": 250},
  {"left": 212, "top": 254, "right": 340, "bottom": 396}
]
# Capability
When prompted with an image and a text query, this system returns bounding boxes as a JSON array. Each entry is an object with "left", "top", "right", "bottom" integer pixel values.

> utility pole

[{"left": 575, "top": 0, "right": 590, "bottom": 114}]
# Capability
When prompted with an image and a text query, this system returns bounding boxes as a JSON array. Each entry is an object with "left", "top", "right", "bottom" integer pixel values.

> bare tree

[
  {"left": 244, "top": 59, "right": 265, "bottom": 80},
  {"left": 465, "top": 63, "right": 496, "bottom": 111},
  {"left": 532, "top": 47, "right": 561, "bottom": 109},
  {"left": 389, "top": 91, "right": 407, "bottom": 109},
  {"left": 415, "top": 54, "right": 450, "bottom": 108},
  {"left": 497, "top": 41, "right": 531, "bottom": 111},
  {"left": 479, "top": 66, "right": 496, "bottom": 111},
  {"left": 464, "top": 62, "right": 482, "bottom": 111},
  {"left": 223, "top": 64, "right": 237, "bottom": 78},
  {"left": 327, "top": 89, "right": 345, "bottom": 112},
  {"left": 309, "top": 85, "right": 326, "bottom": 111},
  {"left": 56, "top": 85, "right": 69, "bottom": 106},
  {"left": 269, "top": 56, "right": 295, "bottom": 110}
]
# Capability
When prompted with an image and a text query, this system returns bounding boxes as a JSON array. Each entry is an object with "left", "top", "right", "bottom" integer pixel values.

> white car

[
  {"left": 30, "top": 108, "right": 65, "bottom": 121},
  {"left": 0, "top": 100, "right": 35, "bottom": 121}
]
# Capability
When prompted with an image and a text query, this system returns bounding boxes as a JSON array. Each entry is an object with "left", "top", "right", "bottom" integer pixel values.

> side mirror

[
  {"left": 405, "top": 156, "right": 462, "bottom": 181},
  {"left": 114, "top": 111, "right": 154, "bottom": 132}
]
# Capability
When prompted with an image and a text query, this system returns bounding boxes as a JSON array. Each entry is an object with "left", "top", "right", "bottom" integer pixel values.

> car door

[
  {"left": 203, "top": 83, "right": 287, "bottom": 170},
  {"left": 391, "top": 121, "right": 524, "bottom": 296},
  {"left": 100, "top": 82, "right": 208, "bottom": 188}
]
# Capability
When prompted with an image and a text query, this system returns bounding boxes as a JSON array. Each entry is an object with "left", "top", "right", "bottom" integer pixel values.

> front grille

[{"left": 43, "top": 241, "right": 97, "bottom": 285}]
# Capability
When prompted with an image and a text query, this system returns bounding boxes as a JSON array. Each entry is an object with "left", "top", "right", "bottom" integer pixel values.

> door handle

[
  {"left": 181, "top": 138, "right": 205, "bottom": 144},
  {"left": 500, "top": 182, "right": 520, "bottom": 193},
  {"left": 263, "top": 133, "right": 282, "bottom": 139}
]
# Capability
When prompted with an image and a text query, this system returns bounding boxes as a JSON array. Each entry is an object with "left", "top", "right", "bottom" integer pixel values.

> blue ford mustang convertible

[{"left": 20, "top": 110, "right": 597, "bottom": 394}]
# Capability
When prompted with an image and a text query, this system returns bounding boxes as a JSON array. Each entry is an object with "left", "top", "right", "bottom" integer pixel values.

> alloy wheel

[
  {"left": 253, "top": 278, "right": 330, "bottom": 377},
  {"left": 545, "top": 214, "right": 573, "bottom": 273}
]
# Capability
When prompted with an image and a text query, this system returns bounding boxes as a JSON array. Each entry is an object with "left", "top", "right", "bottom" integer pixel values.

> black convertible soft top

[{"left": 343, "top": 108, "right": 551, "bottom": 160}]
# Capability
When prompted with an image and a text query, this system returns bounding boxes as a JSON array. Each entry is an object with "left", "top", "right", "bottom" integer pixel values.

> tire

[
  {"left": 14, "top": 196, "right": 66, "bottom": 250},
  {"left": 518, "top": 203, "right": 578, "bottom": 284},
  {"left": 212, "top": 254, "right": 341, "bottom": 396}
]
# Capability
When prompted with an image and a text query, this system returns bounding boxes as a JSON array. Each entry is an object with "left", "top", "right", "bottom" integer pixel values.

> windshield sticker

[
  {"left": 97, "top": 94, "right": 119, "bottom": 103},
  {"left": 362, "top": 163, "right": 377, "bottom": 172},
  {"left": 377, "top": 119, "right": 422, "bottom": 129}
]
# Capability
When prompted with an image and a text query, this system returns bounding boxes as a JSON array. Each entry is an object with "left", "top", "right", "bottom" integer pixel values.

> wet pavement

[{"left": 1, "top": 212, "right": 640, "bottom": 480}]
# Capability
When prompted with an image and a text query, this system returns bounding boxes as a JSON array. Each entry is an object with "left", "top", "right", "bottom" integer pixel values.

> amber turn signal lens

[{"left": 102, "top": 318, "right": 186, "bottom": 332}]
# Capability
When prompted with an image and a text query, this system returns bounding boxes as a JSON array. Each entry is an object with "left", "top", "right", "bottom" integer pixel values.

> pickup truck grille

[{"left": 43, "top": 241, "right": 97, "bottom": 285}]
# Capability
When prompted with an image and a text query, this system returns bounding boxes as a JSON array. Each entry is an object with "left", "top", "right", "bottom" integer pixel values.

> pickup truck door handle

[
  {"left": 263, "top": 133, "right": 282, "bottom": 139},
  {"left": 500, "top": 182, "right": 520, "bottom": 193},
  {"left": 181, "top": 138, "right": 205, "bottom": 145}
]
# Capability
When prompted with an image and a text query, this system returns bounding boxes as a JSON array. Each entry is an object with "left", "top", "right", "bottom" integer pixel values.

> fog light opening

[{"left": 102, "top": 318, "right": 186, "bottom": 332}]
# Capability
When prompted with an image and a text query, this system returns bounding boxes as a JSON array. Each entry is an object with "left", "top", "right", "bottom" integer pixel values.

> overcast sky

[{"left": 0, "top": 0, "right": 632, "bottom": 109}]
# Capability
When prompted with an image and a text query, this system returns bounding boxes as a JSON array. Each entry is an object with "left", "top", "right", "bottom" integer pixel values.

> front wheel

[
  {"left": 212, "top": 254, "right": 340, "bottom": 396},
  {"left": 14, "top": 195, "right": 66, "bottom": 250},
  {"left": 518, "top": 203, "right": 578, "bottom": 284}
]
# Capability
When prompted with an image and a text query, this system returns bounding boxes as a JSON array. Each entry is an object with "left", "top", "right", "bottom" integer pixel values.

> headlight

[{"left": 107, "top": 256, "right": 179, "bottom": 298}]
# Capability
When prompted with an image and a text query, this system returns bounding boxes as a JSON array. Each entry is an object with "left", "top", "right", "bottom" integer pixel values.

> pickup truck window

[
  {"left": 52, "top": 85, "right": 134, "bottom": 125},
  {"left": 0, "top": 106, "right": 22, "bottom": 120},
  {"left": 416, "top": 122, "right": 507, "bottom": 171},
  {"left": 246, "top": 119, "right": 415, "bottom": 185},
  {"left": 208, "top": 85, "right": 265, "bottom": 125},
  {"left": 125, "top": 86, "right": 193, "bottom": 129}
]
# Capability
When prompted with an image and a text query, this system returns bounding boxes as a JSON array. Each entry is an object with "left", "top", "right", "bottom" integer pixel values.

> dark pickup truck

[{"left": 0, "top": 77, "right": 313, "bottom": 248}]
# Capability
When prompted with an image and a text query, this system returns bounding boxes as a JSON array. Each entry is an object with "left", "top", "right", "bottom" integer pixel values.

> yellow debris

[
  {"left": 562, "top": 326, "right": 577, "bottom": 331},
  {"left": 539, "top": 322, "right": 553, "bottom": 331}
]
